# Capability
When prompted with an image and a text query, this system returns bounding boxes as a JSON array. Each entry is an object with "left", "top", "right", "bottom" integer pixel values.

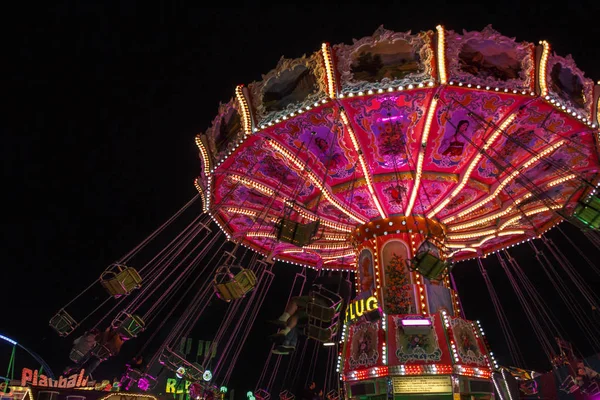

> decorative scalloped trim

[
  {"left": 205, "top": 98, "right": 245, "bottom": 163},
  {"left": 446, "top": 25, "right": 535, "bottom": 91},
  {"left": 333, "top": 26, "right": 435, "bottom": 93},
  {"left": 546, "top": 53, "right": 595, "bottom": 120},
  {"left": 248, "top": 51, "right": 328, "bottom": 127}
]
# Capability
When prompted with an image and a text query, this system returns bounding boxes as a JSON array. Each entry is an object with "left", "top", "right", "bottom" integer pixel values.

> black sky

[{"left": 3, "top": 0, "right": 600, "bottom": 395}]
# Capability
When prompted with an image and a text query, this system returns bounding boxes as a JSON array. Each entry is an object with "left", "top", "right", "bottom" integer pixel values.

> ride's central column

[{"left": 340, "top": 216, "right": 495, "bottom": 400}]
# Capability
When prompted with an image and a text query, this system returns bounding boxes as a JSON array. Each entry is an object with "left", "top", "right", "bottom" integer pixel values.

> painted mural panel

[
  {"left": 249, "top": 52, "right": 328, "bottom": 126},
  {"left": 450, "top": 317, "right": 487, "bottom": 366},
  {"left": 381, "top": 240, "right": 416, "bottom": 314},
  {"left": 334, "top": 27, "right": 435, "bottom": 92},
  {"left": 346, "top": 321, "right": 382, "bottom": 370},
  {"left": 358, "top": 249, "right": 375, "bottom": 295},
  {"left": 268, "top": 105, "right": 357, "bottom": 184},
  {"left": 341, "top": 90, "right": 428, "bottom": 174},
  {"left": 428, "top": 90, "right": 516, "bottom": 172},
  {"left": 391, "top": 315, "right": 443, "bottom": 364},
  {"left": 446, "top": 25, "right": 535, "bottom": 91}
]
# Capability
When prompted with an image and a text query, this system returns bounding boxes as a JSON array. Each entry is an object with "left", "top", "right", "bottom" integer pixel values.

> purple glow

[
  {"left": 138, "top": 378, "right": 150, "bottom": 391},
  {"left": 378, "top": 115, "right": 403, "bottom": 122},
  {"left": 401, "top": 319, "right": 431, "bottom": 326}
]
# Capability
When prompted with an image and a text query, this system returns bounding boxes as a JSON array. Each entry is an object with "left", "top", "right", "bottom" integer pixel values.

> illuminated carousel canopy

[{"left": 195, "top": 25, "right": 600, "bottom": 270}]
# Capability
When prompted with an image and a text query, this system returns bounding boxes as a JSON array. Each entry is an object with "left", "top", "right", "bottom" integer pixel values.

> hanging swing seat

[
  {"left": 254, "top": 389, "right": 270, "bottom": 400},
  {"left": 159, "top": 348, "right": 204, "bottom": 381},
  {"left": 100, "top": 264, "right": 142, "bottom": 297},
  {"left": 90, "top": 343, "right": 113, "bottom": 361},
  {"left": 276, "top": 219, "right": 320, "bottom": 247},
  {"left": 49, "top": 309, "right": 78, "bottom": 337},
  {"left": 306, "top": 285, "right": 343, "bottom": 322},
  {"left": 125, "top": 366, "right": 143, "bottom": 382},
  {"left": 410, "top": 252, "right": 450, "bottom": 280},
  {"left": 326, "top": 390, "right": 340, "bottom": 400},
  {"left": 572, "top": 194, "right": 600, "bottom": 230},
  {"left": 112, "top": 312, "right": 145, "bottom": 339},
  {"left": 409, "top": 240, "right": 451, "bottom": 280},
  {"left": 213, "top": 265, "right": 257, "bottom": 302},
  {"left": 303, "top": 284, "right": 342, "bottom": 342},
  {"left": 137, "top": 373, "right": 157, "bottom": 392},
  {"left": 69, "top": 348, "right": 87, "bottom": 363},
  {"left": 278, "top": 390, "right": 294, "bottom": 400}
]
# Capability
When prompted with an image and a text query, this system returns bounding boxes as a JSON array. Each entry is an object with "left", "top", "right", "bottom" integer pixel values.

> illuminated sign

[
  {"left": 166, "top": 378, "right": 191, "bottom": 396},
  {"left": 392, "top": 376, "right": 452, "bottom": 394},
  {"left": 21, "top": 368, "right": 89, "bottom": 389},
  {"left": 344, "top": 296, "right": 379, "bottom": 323}
]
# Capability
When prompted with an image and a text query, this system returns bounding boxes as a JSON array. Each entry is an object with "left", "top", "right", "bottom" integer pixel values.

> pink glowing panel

[{"left": 401, "top": 319, "right": 432, "bottom": 326}]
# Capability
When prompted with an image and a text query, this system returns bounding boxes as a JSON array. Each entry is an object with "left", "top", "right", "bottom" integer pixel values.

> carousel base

[
  {"left": 341, "top": 311, "right": 495, "bottom": 399},
  {"left": 344, "top": 374, "right": 494, "bottom": 400}
]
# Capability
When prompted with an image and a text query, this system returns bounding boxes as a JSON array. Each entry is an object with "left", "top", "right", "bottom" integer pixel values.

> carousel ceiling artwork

[{"left": 194, "top": 25, "right": 600, "bottom": 270}]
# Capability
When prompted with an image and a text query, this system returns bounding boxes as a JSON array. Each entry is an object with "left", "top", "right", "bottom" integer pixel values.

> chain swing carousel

[
  {"left": 195, "top": 25, "right": 600, "bottom": 400},
  {"left": 43, "top": 24, "right": 600, "bottom": 400}
]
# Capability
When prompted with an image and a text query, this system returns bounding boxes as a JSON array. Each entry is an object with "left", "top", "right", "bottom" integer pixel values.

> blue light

[{"left": 0, "top": 334, "right": 17, "bottom": 345}]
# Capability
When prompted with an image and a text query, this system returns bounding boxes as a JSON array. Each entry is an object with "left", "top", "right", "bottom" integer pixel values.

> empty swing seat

[
  {"left": 276, "top": 219, "right": 320, "bottom": 247},
  {"left": 326, "top": 390, "right": 340, "bottom": 400},
  {"left": 49, "top": 309, "right": 78, "bottom": 337},
  {"left": 573, "top": 195, "right": 600, "bottom": 230},
  {"left": 69, "top": 348, "right": 87, "bottom": 363},
  {"left": 411, "top": 251, "right": 450, "bottom": 280},
  {"left": 214, "top": 268, "right": 257, "bottom": 301},
  {"left": 279, "top": 390, "right": 294, "bottom": 400},
  {"left": 125, "top": 367, "right": 143, "bottom": 382},
  {"left": 159, "top": 348, "right": 204, "bottom": 381},
  {"left": 113, "top": 312, "right": 145, "bottom": 339},
  {"left": 255, "top": 389, "right": 270, "bottom": 400},
  {"left": 91, "top": 344, "right": 113, "bottom": 361},
  {"left": 100, "top": 264, "right": 142, "bottom": 297}
]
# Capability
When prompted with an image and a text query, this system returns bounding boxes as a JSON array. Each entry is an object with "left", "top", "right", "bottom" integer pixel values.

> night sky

[{"left": 3, "top": 0, "right": 600, "bottom": 397}]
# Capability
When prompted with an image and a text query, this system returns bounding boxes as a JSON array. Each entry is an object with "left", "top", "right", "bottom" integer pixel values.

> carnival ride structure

[{"left": 46, "top": 25, "right": 600, "bottom": 400}]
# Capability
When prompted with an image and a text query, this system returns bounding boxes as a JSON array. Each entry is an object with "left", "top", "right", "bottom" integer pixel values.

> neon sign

[
  {"left": 344, "top": 296, "right": 379, "bottom": 323},
  {"left": 21, "top": 368, "right": 89, "bottom": 389}
]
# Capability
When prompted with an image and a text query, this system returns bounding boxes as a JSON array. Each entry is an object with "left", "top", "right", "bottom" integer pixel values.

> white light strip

[
  {"left": 406, "top": 97, "right": 438, "bottom": 216},
  {"left": 447, "top": 140, "right": 565, "bottom": 221},
  {"left": 340, "top": 110, "right": 387, "bottom": 219},
  {"left": 448, "top": 173, "right": 576, "bottom": 231},
  {"left": 436, "top": 25, "right": 447, "bottom": 85},
  {"left": 321, "top": 43, "right": 336, "bottom": 99},
  {"left": 428, "top": 113, "right": 517, "bottom": 219},
  {"left": 267, "top": 138, "right": 367, "bottom": 224},
  {"left": 195, "top": 135, "right": 212, "bottom": 175},
  {"left": 235, "top": 85, "right": 252, "bottom": 136}
]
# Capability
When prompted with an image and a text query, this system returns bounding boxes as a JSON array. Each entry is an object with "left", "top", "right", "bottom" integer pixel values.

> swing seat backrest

[
  {"left": 115, "top": 313, "right": 145, "bottom": 339},
  {"left": 101, "top": 266, "right": 142, "bottom": 297},
  {"left": 215, "top": 269, "right": 257, "bottom": 301},
  {"left": 49, "top": 309, "right": 78, "bottom": 337},
  {"left": 278, "top": 390, "right": 294, "bottom": 400},
  {"left": 255, "top": 389, "right": 271, "bottom": 400},
  {"left": 187, "top": 362, "right": 204, "bottom": 381},
  {"left": 304, "top": 324, "right": 336, "bottom": 342},
  {"left": 69, "top": 348, "right": 86, "bottom": 363},
  {"left": 573, "top": 199, "right": 600, "bottom": 229},
  {"left": 309, "top": 285, "right": 343, "bottom": 314},
  {"left": 413, "top": 252, "right": 449, "bottom": 280},
  {"left": 126, "top": 368, "right": 142, "bottom": 381},
  {"left": 91, "top": 344, "right": 113, "bottom": 361}
]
